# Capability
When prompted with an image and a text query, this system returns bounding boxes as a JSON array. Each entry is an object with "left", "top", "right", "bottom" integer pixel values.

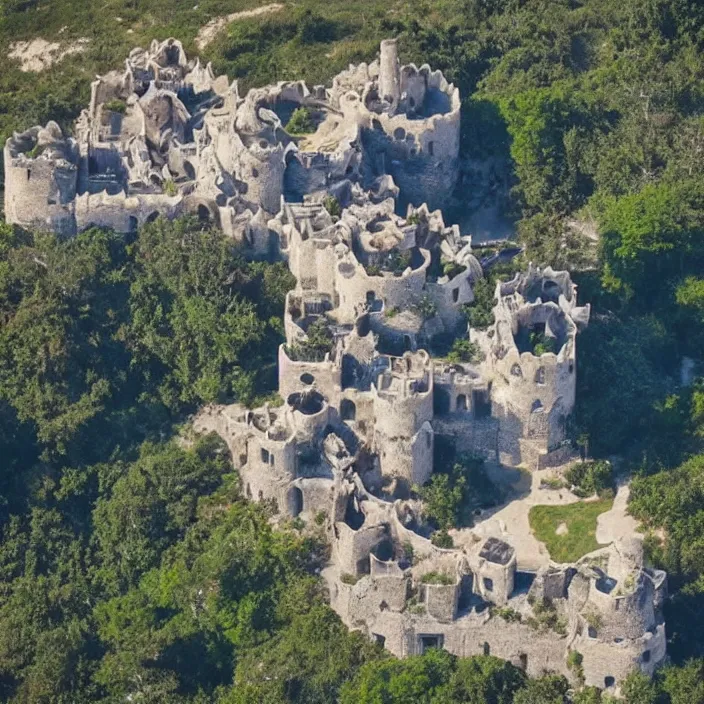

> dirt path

[
  {"left": 196, "top": 3, "right": 285, "bottom": 50},
  {"left": 595, "top": 483, "right": 639, "bottom": 544}
]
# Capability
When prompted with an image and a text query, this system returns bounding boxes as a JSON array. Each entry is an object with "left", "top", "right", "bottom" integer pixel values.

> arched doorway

[
  {"left": 341, "top": 399, "right": 357, "bottom": 422},
  {"left": 289, "top": 486, "right": 303, "bottom": 517}
]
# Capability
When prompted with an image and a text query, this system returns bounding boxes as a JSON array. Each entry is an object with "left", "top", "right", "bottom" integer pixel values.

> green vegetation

[
  {"left": 322, "top": 194, "right": 341, "bottom": 218},
  {"left": 340, "top": 649, "right": 529, "bottom": 704},
  {"left": 163, "top": 178, "right": 178, "bottom": 196},
  {"left": 3, "top": 0, "right": 704, "bottom": 694},
  {"left": 104, "top": 98, "right": 127, "bottom": 114},
  {"left": 565, "top": 460, "right": 614, "bottom": 498},
  {"left": 529, "top": 499, "right": 613, "bottom": 563},
  {"left": 419, "top": 443, "right": 502, "bottom": 530},
  {"left": 286, "top": 106, "right": 315, "bottom": 134},
  {"left": 526, "top": 597, "right": 568, "bottom": 636},
  {"left": 285, "top": 317, "right": 335, "bottom": 362},
  {"left": 420, "top": 571, "right": 455, "bottom": 585},
  {"left": 446, "top": 338, "right": 482, "bottom": 364},
  {"left": 530, "top": 330, "right": 558, "bottom": 356},
  {"left": 431, "top": 529, "right": 454, "bottom": 549}
]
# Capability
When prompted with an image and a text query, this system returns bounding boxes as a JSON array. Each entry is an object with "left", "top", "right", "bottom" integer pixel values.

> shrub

[
  {"left": 340, "top": 572, "right": 360, "bottom": 585},
  {"left": 163, "top": 179, "right": 178, "bottom": 197},
  {"left": 323, "top": 195, "right": 341, "bottom": 218},
  {"left": 446, "top": 338, "right": 482, "bottom": 364},
  {"left": 285, "top": 318, "right": 334, "bottom": 362},
  {"left": 420, "top": 571, "right": 455, "bottom": 585},
  {"left": 431, "top": 529, "right": 454, "bottom": 548},
  {"left": 416, "top": 294, "right": 438, "bottom": 320},
  {"left": 565, "top": 460, "right": 614, "bottom": 497},
  {"left": 530, "top": 330, "right": 558, "bottom": 356},
  {"left": 104, "top": 99, "right": 127, "bottom": 114},
  {"left": 286, "top": 106, "right": 315, "bottom": 135},
  {"left": 494, "top": 606, "right": 522, "bottom": 623}
]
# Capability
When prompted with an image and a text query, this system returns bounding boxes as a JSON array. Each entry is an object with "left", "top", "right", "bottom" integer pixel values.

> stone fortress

[{"left": 5, "top": 37, "right": 666, "bottom": 694}]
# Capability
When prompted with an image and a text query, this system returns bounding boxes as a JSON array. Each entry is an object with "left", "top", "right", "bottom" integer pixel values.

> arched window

[
  {"left": 197, "top": 204, "right": 210, "bottom": 222},
  {"left": 434, "top": 388, "right": 451, "bottom": 415},
  {"left": 531, "top": 400, "right": 544, "bottom": 413},
  {"left": 289, "top": 487, "right": 303, "bottom": 517},
  {"left": 511, "top": 363, "right": 522, "bottom": 377},
  {"left": 341, "top": 399, "right": 356, "bottom": 421},
  {"left": 146, "top": 211, "right": 159, "bottom": 224}
]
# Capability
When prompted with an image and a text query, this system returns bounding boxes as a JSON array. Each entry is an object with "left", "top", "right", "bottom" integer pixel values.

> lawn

[{"left": 528, "top": 498, "right": 613, "bottom": 564}]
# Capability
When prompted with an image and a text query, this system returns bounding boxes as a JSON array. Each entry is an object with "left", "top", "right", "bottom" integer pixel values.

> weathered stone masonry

[{"left": 6, "top": 37, "right": 664, "bottom": 695}]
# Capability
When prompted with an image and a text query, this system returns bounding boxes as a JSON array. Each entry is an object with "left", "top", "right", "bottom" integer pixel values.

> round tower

[
  {"left": 4, "top": 123, "right": 78, "bottom": 236},
  {"left": 378, "top": 39, "right": 401, "bottom": 110}
]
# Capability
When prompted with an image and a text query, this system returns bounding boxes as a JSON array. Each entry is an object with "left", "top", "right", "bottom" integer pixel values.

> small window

[
  {"left": 252, "top": 167, "right": 259, "bottom": 178},
  {"left": 409, "top": 97, "right": 416, "bottom": 108},
  {"left": 373, "top": 633, "right": 386, "bottom": 646},
  {"left": 26, "top": 169, "right": 31, "bottom": 181},
  {"left": 483, "top": 642, "right": 490, "bottom": 656},
  {"left": 341, "top": 399, "right": 356, "bottom": 421},
  {"left": 300, "top": 373, "right": 315, "bottom": 385},
  {"left": 420, "top": 635, "right": 443, "bottom": 653},
  {"left": 531, "top": 399, "right": 544, "bottom": 413},
  {"left": 456, "top": 394, "right": 467, "bottom": 411},
  {"left": 569, "top": 362, "right": 574, "bottom": 374},
  {"left": 642, "top": 650, "right": 651, "bottom": 663},
  {"left": 426, "top": 429, "right": 432, "bottom": 448},
  {"left": 519, "top": 653, "right": 528, "bottom": 670},
  {"left": 604, "top": 677, "right": 615, "bottom": 688},
  {"left": 483, "top": 577, "right": 493, "bottom": 592},
  {"left": 588, "top": 626, "right": 597, "bottom": 638},
  {"left": 535, "top": 367, "right": 546, "bottom": 384},
  {"left": 393, "top": 127, "right": 406, "bottom": 140},
  {"left": 511, "top": 363, "right": 522, "bottom": 377},
  {"left": 452, "top": 287, "right": 459, "bottom": 303},
  {"left": 428, "top": 141, "right": 434, "bottom": 156},
  {"left": 270, "top": 454, "right": 275, "bottom": 467},
  {"left": 260, "top": 448, "right": 270, "bottom": 464}
]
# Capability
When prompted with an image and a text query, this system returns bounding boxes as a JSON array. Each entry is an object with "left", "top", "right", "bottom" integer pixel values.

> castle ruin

[{"left": 5, "top": 37, "right": 666, "bottom": 694}]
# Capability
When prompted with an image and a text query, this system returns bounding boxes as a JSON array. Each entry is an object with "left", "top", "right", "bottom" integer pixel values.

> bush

[
  {"left": 431, "top": 530, "right": 454, "bottom": 548},
  {"left": 446, "top": 338, "right": 482, "bottom": 364},
  {"left": 420, "top": 571, "right": 455, "bottom": 585},
  {"left": 565, "top": 460, "right": 614, "bottom": 497},
  {"left": 323, "top": 195, "right": 341, "bottom": 218},
  {"left": 104, "top": 99, "right": 127, "bottom": 114},
  {"left": 286, "top": 106, "right": 315, "bottom": 135}
]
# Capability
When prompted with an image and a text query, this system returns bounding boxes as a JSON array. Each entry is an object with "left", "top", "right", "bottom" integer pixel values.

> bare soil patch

[{"left": 8, "top": 38, "right": 89, "bottom": 72}]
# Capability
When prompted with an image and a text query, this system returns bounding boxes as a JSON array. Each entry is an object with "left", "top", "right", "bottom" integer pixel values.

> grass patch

[{"left": 529, "top": 498, "right": 613, "bottom": 563}]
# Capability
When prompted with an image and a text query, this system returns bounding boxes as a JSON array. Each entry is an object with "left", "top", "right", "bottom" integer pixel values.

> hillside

[{"left": 2, "top": 1, "right": 704, "bottom": 702}]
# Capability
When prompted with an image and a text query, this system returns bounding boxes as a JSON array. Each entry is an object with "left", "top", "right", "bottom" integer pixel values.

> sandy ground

[
  {"left": 195, "top": 3, "right": 284, "bottom": 50},
  {"left": 595, "top": 483, "right": 639, "bottom": 544},
  {"left": 453, "top": 469, "right": 640, "bottom": 571},
  {"left": 9, "top": 38, "right": 89, "bottom": 72}
]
